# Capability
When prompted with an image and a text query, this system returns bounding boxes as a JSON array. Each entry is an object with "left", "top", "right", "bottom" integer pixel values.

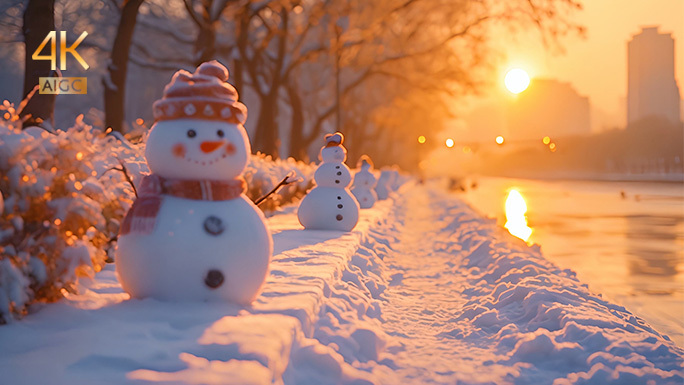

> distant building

[
  {"left": 627, "top": 27, "right": 681, "bottom": 125},
  {"left": 507, "top": 78, "right": 591, "bottom": 140}
]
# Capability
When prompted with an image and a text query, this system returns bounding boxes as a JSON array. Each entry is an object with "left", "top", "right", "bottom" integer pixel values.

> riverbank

[{"left": 460, "top": 176, "right": 684, "bottom": 348}]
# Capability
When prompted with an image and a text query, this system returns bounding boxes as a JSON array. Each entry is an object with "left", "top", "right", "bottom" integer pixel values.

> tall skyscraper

[{"left": 627, "top": 27, "right": 681, "bottom": 125}]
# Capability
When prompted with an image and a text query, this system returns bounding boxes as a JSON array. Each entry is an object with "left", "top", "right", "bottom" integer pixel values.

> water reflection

[
  {"left": 626, "top": 215, "right": 682, "bottom": 278},
  {"left": 504, "top": 189, "right": 533, "bottom": 242}
]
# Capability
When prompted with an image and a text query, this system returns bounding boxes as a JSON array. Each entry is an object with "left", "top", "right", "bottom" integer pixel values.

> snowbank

[{"left": 0, "top": 182, "right": 682, "bottom": 384}]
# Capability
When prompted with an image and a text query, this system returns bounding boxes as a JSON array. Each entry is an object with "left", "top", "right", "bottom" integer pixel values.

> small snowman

[
  {"left": 116, "top": 61, "right": 272, "bottom": 304},
  {"left": 375, "top": 170, "right": 392, "bottom": 200},
  {"left": 297, "top": 133, "right": 360, "bottom": 231},
  {"left": 351, "top": 155, "right": 377, "bottom": 209}
]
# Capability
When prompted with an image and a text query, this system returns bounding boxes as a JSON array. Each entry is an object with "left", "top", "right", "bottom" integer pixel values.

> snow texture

[{"left": 0, "top": 183, "right": 682, "bottom": 384}]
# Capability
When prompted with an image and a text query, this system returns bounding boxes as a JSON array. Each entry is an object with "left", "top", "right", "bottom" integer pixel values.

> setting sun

[{"left": 504, "top": 68, "right": 530, "bottom": 94}]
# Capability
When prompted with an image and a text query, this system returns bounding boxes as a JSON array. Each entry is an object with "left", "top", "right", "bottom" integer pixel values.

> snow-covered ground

[{"left": 1, "top": 182, "right": 683, "bottom": 384}]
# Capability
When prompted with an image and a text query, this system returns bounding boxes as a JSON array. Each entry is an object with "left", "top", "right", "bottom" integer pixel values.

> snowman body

[
  {"left": 351, "top": 162, "right": 377, "bottom": 209},
  {"left": 116, "top": 195, "right": 270, "bottom": 303},
  {"left": 375, "top": 170, "right": 392, "bottom": 200},
  {"left": 297, "top": 136, "right": 359, "bottom": 231},
  {"left": 116, "top": 118, "right": 272, "bottom": 304}
]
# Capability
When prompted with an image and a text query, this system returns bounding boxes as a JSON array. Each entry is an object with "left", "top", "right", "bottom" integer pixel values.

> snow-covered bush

[
  {"left": 0, "top": 105, "right": 144, "bottom": 323},
  {"left": 0, "top": 100, "right": 316, "bottom": 323},
  {"left": 245, "top": 153, "right": 315, "bottom": 213}
]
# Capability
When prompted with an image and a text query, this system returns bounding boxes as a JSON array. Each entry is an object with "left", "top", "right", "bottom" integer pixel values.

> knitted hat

[
  {"left": 356, "top": 155, "right": 373, "bottom": 169},
  {"left": 324, "top": 132, "right": 344, "bottom": 147},
  {"left": 152, "top": 60, "right": 247, "bottom": 124}
]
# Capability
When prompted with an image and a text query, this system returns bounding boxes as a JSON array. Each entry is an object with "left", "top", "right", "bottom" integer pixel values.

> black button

[
  {"left": 336, "top": 172, "right": 342, "bottom": 175},
  {"left": 336, "top": 214, "right": 343, "bottom": 221},
  {"left": 337, "top": 196, "right": 342, "bottom": 199},
  {"left": 205, "top": 269, "right": 224, "bottom": 289},
  {"left": 335, "top": 180, "right": 340, "bottom": 184},
  {"left": 335, "top": 166, "right": 340, "bottom": 169},
  {"left": 337, "top": 204, "right": 343, "bottom": 208},
  {"left": 204, "top": 216, "right": 224, "bottom": 236}
]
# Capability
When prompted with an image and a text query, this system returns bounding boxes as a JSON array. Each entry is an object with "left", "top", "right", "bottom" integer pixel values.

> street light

[
  {"left": 495, "top": 136, "right": 505, "bottom": 145},
  {"left": 418, "top": 135, "right": 426, "bottom": 144},
  {"left": 445, "top": 138, "right": 454, "bottom": 148}
]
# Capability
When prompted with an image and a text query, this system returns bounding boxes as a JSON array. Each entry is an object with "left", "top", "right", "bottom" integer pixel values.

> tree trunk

[
  {"left": 233, "top": 58, "right": 243, "bottom": 94},
  {"left": 21, "top": 0, "right": 56, "bottom": 129},
  {"left": 104, "top": 0, "right": 144, "bottom": 133},
  {"left": 193, "top": 22, "right": 216, "bottom": 66},
  {"left": 252, "top": 8, "right": 288, "bottom": 158},
  {"left": 254, "top": 91, "right": 279, "bottom": 157},
  {"left": 286, "top": 84, "right": 307, "bottom": 161}
]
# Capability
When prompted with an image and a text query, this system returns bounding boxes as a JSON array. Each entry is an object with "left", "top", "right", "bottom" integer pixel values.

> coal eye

[
  {"left": 187, "top": 129, "right": 196, "bottom": 138},
  {"left": 217, "top": 129, "right": 225, "bottom": 138}
]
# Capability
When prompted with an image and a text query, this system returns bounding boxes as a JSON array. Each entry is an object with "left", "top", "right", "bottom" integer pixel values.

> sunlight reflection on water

[{"left": 504, "top": 189, "right": 533, "bottom": 242}]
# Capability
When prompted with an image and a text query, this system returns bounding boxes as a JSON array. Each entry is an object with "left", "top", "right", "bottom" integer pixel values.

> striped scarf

[{"left": 120, "top": 174, "right": 246, "bottom": 236}]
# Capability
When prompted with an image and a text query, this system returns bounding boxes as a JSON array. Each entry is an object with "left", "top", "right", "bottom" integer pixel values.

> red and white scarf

[{"left": 120, "top": 174, "right": 246, "bottom": 236}]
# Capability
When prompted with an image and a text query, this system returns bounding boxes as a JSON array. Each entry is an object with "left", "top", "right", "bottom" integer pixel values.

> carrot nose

[{"left": 200, "top": 141, "right": 223, "bottom": 153}]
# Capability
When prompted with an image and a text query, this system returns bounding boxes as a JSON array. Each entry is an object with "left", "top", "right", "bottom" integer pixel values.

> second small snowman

[
  {"left": 351, "top": 155, "right": 377, "bottom": 209},
  {"left": 297, "top": 133, "right": 359, "bottom": 231}
]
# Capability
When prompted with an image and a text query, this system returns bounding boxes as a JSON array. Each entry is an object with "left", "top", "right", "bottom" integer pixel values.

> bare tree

[
  {"left": 104, "top": 0, "right": 145, "bottom": 133},
  {"left": 21, "top": 0, "right": 56, "bottom": 129},
  {"left": 184, "top": 0, "right": 235, "bottom": 66}
]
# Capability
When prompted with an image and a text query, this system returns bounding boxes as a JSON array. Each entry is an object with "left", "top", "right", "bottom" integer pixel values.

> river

[{"left": 458, "top": 176, "right": 684, "bottom": 347}]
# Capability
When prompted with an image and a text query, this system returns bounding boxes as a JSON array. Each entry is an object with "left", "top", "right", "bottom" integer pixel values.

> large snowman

[
  {"left": 297, "top": 133, "right": 360, "bottom": 231},
  {"left": 116, "top": 61, "right": 272, "bottom": 304},
  {"left": 351, "top": 155, "right": 377, "bottom": 209}
]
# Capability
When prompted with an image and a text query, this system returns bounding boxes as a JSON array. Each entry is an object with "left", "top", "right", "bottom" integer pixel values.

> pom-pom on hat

[
  {"left": 324, "top": 132, "right": 344, "bottom": 147},
  {"left": 153, "top": 60, "right": 247, "bottom": 124}
]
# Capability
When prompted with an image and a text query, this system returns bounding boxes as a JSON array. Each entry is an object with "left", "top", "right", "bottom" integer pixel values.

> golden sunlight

[
  {"left": 504, "top": 189, "right": 533, "bottom": 242},
  {"left": 504, "top": 68, "right": 530, "bottom": 94}
]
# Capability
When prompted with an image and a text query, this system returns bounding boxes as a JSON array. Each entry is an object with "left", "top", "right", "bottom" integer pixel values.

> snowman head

[
  {"left": 145, "top": 119, "right": 249, "bottom": 180},
  {"left": 148, "top": 61, "right": 249, "bottom": 180},
  {"left": 356, "top": 155, "right": 373, "bottom": 171},
  {"left": 319, "top": 132, "right": 347, "bottom": 163}
]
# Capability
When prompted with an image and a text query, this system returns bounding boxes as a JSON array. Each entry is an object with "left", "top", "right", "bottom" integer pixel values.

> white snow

[{"left": 0, "top": 182, "right": 682, "bottom": 384}]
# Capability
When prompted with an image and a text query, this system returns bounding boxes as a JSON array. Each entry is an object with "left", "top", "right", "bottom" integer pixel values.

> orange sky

[{"left": 501, "top": 0, "right": 684, "bottom": 130}]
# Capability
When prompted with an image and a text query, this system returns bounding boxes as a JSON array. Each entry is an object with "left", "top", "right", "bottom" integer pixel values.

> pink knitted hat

[{"left": 152, "top": 60, "right": 247, "bottom": 124}]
